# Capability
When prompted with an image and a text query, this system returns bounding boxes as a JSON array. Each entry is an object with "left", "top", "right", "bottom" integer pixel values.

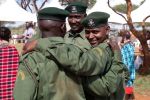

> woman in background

[{"left": 0, "top": 27, "right": 19, "bottom": 100}]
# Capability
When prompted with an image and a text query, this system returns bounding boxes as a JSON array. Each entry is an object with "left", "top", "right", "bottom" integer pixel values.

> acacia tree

[
  {"left": 108, "top": 0, "right": 150, "bottom": 74},
  {"left": 18, "top": 0, "right": 96, "bottom": 12},
  {"left": 113, "top": 4, "right": 138, "bottom": 14},
  {"left": 17, "top": 0, "right": 48, "bottom": 12}
]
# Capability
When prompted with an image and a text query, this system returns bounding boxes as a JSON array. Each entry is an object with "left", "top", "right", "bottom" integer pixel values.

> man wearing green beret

[
  {"left": 13, "top": 7, "right": 73, "bottom": 100},
  {"left": 80, "top": 11, "right": 127, "bottom": 100},
  {"left": 64, "top": 1, "right": 91, "bottom": 49}
]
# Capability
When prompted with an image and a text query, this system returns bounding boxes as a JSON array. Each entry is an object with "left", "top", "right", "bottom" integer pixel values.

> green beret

[
  {"left": 38, "top": 7, "right": 69, "bottom": 21},
  {"left": 65, "top": 1, "right": 87, "bottom": 14},
  {"left": 81, "top": 12, "right": 110, "bottom": 28}
]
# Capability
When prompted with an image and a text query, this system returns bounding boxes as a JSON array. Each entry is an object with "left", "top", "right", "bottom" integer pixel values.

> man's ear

[
  {"left": 84, "top": 13, "right": 87, "bottom": 17},
  {"left": 106, "top": 25, "right": 110, "bottom": 35},
  {"left": 60, "top": 23, "right": 66, "bottom": 33},
  {"left": 106, "top": 25, "right": 110, "bottom": 31}
]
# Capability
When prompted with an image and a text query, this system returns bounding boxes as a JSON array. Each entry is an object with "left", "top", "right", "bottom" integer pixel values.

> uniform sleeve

[
  {"left": 13, "top": 55, "right": 39, "bottom": 100},
  {"left": 36, "top": 40, "right": 109, "bottom": 76},
  {"left": 82, "top": 56, "right": 127, "bottom": 97}
]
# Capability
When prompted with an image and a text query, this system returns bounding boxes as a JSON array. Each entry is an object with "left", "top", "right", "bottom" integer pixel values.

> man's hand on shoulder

[
  {"left": 107, "top": 38, "right": 120, "bottom": 52},
  {"left": 22, "top": 40, "right": 38, "bottom": 54}
]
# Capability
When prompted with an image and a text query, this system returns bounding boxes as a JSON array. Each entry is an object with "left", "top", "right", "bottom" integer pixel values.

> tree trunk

[{"left": 139, "top": 42, "right": 150, "bottom": 74}]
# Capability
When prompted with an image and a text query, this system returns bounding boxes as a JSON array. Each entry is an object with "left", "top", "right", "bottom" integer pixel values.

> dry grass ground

[
  {"left": 134, "top": 73, "right": 150, "bottom": 99},
  {"left": 134, "top": 74, "right": 150, "bottom": 96}
]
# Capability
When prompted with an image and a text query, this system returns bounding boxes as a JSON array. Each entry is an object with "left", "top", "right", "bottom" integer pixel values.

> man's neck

[{"left": 70, "top": 29, "right": 83, "bottom": 35}]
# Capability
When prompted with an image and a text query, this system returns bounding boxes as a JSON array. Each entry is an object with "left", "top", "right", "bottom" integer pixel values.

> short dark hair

[
  {"left": 0, "top": 27, "right": 11, "bottom": 41},
  {"left": 125, "top": 31, "right": 131, "bottom": 39}
]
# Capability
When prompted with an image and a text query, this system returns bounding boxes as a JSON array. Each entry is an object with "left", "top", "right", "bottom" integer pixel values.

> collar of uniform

[
  {"left": 68, "top": 30, "right": 85, "bottom": 39},
  {"left": 104, "top": 39, "right": 109, "bottom": 43}
]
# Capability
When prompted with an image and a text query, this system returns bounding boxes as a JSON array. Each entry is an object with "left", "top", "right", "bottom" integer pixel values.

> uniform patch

[
  {"left": 18, "top": 70, "right": 25, "bottom": 80},
  {"left": 93, "top": 48, "right": 103, "bottom": 56},
  {"left": 71, "top": 6, "right": 77, "bottom": 13},
  {"left": 88, "top": 18, "right": 95, "bottom": 27}
]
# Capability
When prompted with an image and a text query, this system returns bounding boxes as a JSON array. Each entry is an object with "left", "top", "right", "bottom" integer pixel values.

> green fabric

[
  {"left": 81, "top": 12, "right": 110, "bottom": 28},
  {"left": 36, "top": 37, "right": 111, "bottom": 76},
  {"left": 35, "top": 35, "right": 127, "bottom": 100},
  {"left": 14, "top": 51, "right": 86, "bottom": 100},
  {"left": 38, "top": 7, "right": 69, "bottom": 21},
  {"left": 64, "top": 30, "right": 91, "bottom": 51},
  {"left": 65, "top": 1, "right": 87, "bottom": 14},
  {"left": 37, "top": 34, "right": 125, "bottom": 100},
  {"left": 17, "top": 31, "right": 128, "bottom": 99}
]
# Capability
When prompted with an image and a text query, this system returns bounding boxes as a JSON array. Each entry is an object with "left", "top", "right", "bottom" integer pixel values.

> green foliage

[
  {"left": 134, "top": 22, "right": 150, "bottom": 28},
  {"left": 113, "top": 4, "right": 139, "bottom": 14},
  {"left": 88, "top": 0, "right": 96, "bottom": 8},
  {"left": 140, "top": 0, "right": 145, "bottom": 5},
  {"left": 0, "top": 21, "right": 15, "bottom": 27},
  {"left": 11, "top": 24, "right": 25, "bottom": 35}
]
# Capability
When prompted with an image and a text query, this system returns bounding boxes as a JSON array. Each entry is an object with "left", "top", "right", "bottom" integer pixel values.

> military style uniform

[
  {"left": 64, "top": 30, "right": 91, "bottom": 50},
  {"left": 14, "top": 35, "right": 125, "bottom": 100},
  {"left": 34, "top": 36, "right": 127, "bottom": 100},
  {"left": 14, "top": 7, "right": 88, "bottom": 100},
  {"left": 13, "top": 40, "right": 86, "bottom": 100},
  {"left": 14, "top": 4, "right": 128, "bottom": 100},
  {"left": 64, "top": 3, "right": 128, "bottom": 99}
]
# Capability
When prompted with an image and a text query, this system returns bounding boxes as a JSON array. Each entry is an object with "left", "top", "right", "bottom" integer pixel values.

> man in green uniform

[
  {"left": 81, "top": 11, "right": 126, "bottom": 100},
  {"left": 14, "top": 7, "right": 80, "bottom": 100},
  {"left": 62, "top": 2, "right": 127, "bottom": 99},
  {"left": 64, "top": 1, "right": 91, "bottom": 49}
]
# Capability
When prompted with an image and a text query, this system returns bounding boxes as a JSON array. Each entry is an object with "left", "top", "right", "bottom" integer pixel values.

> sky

[{"left": 6, "top": 0, "right": 145, "bottom": 27}]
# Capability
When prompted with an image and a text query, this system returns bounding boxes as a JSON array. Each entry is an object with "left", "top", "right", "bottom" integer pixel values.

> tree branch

[
  {"left": 32, "top": 0, "right": 38, "bottom": 12},
  {"left": 125, "top": 0, "right": 136, "bottom": 33},
  {"left": 107, "top": 0, "right": 127, "bottom": 22},
  {"left": 25, "top": 0, "right": 30, "bottom": 10},
  {"left": 39, "top": 0, "right": 48, "bottom": 10},
  {"left": 28, "top": 4, "right": 33, "bottom": 13},
  {"left": 142, "top": 15, "right": 150, "bottom": 30}
]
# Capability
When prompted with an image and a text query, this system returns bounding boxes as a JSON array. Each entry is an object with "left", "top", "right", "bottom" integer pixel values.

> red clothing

[
  {"left": 0, "top": 45, "right": 19, "bottom": 100},
  {"left": 125, "top": 87, "right": 134, "bottom": 94}
]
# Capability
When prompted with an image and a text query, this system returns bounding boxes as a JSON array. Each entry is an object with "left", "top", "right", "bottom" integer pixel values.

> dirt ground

[{"left": 134, "top": 92, "right": 150, "bottom": 100}]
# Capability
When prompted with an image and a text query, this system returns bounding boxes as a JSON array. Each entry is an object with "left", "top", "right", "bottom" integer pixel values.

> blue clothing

[{"left": 121, "top": 41, "right": 135, "bottom": 87}]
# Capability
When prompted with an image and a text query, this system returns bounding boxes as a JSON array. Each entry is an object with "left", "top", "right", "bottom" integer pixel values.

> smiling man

[{"left": 82, "top": 12, "right": 110, "bottom": 47}]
